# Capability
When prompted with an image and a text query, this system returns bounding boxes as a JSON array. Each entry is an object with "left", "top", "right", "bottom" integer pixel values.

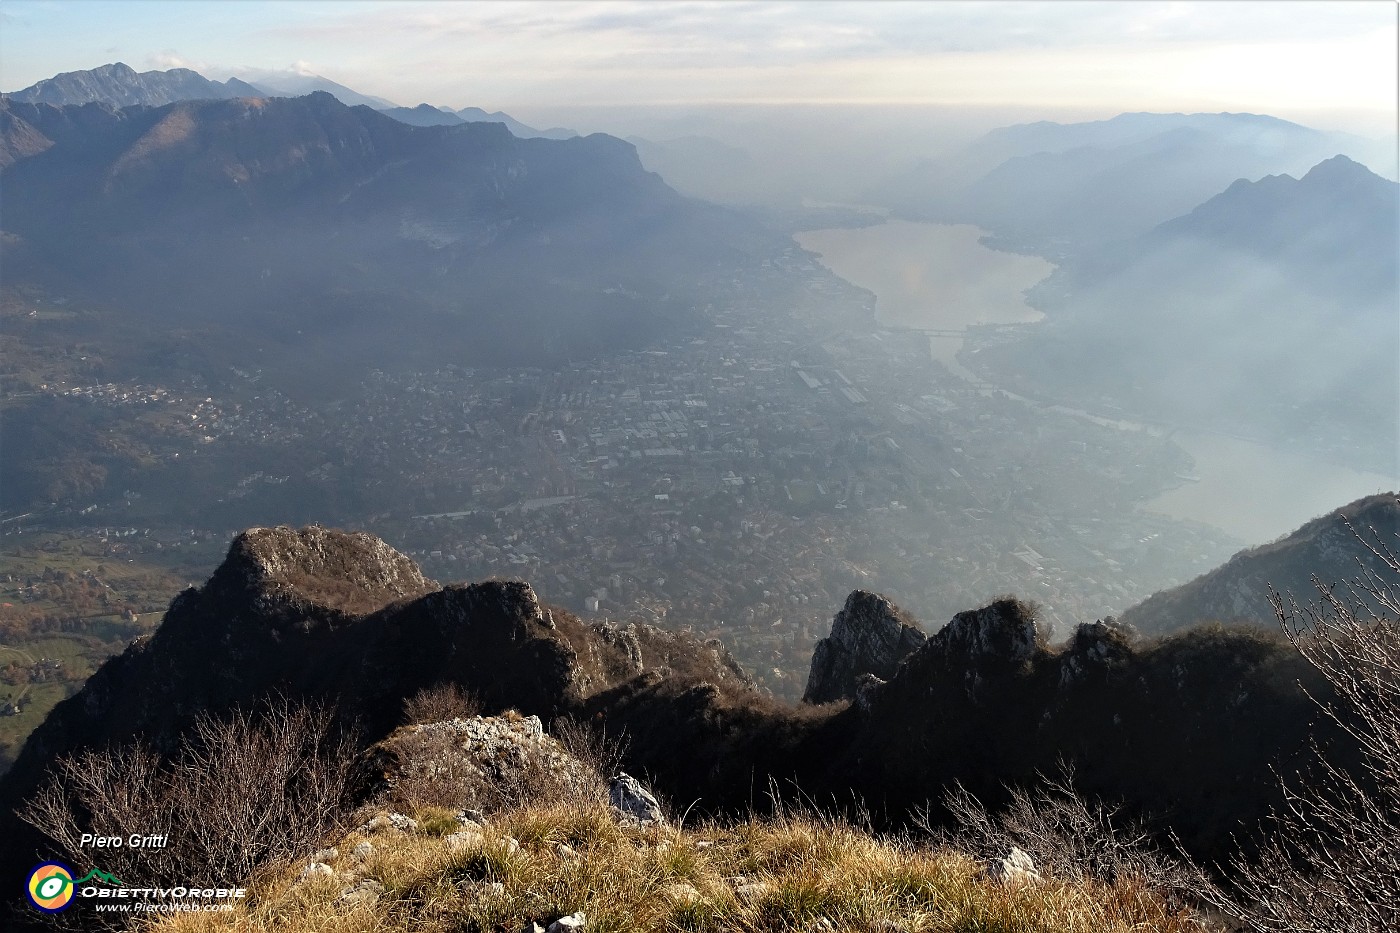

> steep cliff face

[{"left": 802, "top": 590, "right": 927, "bottom": 704}]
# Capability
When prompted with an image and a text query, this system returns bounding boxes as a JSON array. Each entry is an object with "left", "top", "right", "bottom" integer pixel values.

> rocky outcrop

[
  {"left": 925, "top": 598, "right": 1041, "bottom": 670},
  {"left": 1058, "top": 619, "right": 1136, "bottom": 688},
  {"left": 803, "top": 590, "right": 926, "bottom": 704},
  {"left": 366, "top": 713, "right": 594, "bottom": 811},
  {"left": 0, "top": 523, "right": 1349, "bottom": 895},
  {"left": 0, "top": 526, "right": 758, "bottom": 881}
]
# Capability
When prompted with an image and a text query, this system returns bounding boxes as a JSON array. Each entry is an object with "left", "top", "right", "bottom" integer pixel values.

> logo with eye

[{"left": 27, "top": 862, "right": 75, "bottom": 912}]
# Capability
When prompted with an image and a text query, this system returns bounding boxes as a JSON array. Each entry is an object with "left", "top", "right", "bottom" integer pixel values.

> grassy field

[{"left": 0, "top": 529, "right": 227, "bottom": 770}]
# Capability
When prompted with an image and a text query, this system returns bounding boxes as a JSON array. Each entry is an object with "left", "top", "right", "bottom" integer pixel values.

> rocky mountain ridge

[
  {"left": 0, "top": 524, "right": 1348, "bottom": 895},
  {"left": 6, "top": 62, "right": 263, "bottom": 108},
  {"left": 1120, "top": 493, "right": 1400, "bottom": 635},
  {"left": 0, "top": 92, "right": 778, "bottom": 386}
]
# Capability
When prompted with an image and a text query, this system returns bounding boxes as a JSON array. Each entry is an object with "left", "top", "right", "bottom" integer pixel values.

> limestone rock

[
  {"left": 297, "top": 862, "right": 334, "bottom": 882},
  {"left": 730, "top": 877, "right": 770, "bottom": 902},
  {"left": 358, "top": 812, "right": 418, "bottom": 834},
  {"left": 367, "top": 713, "right": 592, "bottom": 811},
  {"left": 986, "top": 846, "right": 1042, "bottom": 886},
  {"left": 446, "top": 829, "right": 485, "bottom": 854},
  {"left": 609, "top": 772, "right": 665, "bottom": 825},
  {"left": 547, "top": 913, "right": 586, "bottom": 932},
  {"left": 663, "top": 881, "right": 701, "bottom": 902},
  {"left": 930, "top": 599, "right": 1041, "bottom": 669},
  {"left": 1058, "top": 619, "right": 1136, "bottom": 688},
  {"left": 338, "top": 878, "right": 384, "bottom": 906},
  {"left": 803, "top": 591, "right": 926, "bottom": 704},
  {"left": 854, "top": 673, "right": 886, "bottom": 713}
]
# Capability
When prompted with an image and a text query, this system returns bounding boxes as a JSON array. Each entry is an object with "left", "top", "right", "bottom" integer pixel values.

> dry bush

[
  {"left": 1207, "top": 514, "right": 1400, "bottom": 933},
  {"left": 21, "top": 698, "right": 359, "bottom": 892},
  {"left": 923, "top": 764, "right": 1200, "bottom": 901},
  {"left": 550, "top": 714, "right": 630, "bottom": 783},
  {"left": 401, "top": 681, "right": 482, "bottom": 725}
]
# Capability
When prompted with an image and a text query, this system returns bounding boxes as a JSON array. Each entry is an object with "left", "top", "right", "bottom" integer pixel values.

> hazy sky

[{"left": 1, "top": 1, "right": 1396, "bottom": 134}]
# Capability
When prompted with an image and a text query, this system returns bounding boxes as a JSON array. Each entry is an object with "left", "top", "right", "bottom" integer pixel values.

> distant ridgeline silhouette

[
  {"left": 0, "top": 91, "right": 781, "bottom": 390},
  {"left": 8, "top": 502, "right": 1391, "bottom": 892}
]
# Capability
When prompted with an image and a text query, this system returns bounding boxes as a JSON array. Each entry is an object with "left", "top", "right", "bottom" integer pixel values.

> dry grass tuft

[{"left": 148, "top": 797, "right": 1220, "bottom": 933}]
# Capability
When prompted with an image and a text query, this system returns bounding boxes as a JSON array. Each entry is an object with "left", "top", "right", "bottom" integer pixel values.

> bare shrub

[
  {"left": 402, "top": 681, "right": 482, "bottom": 725},
  {"left": 923, "top": 764, "right": 1200, "bottom": 897},
  {"left": 21, "top": 698, "right": 360, "bottom": 891},
  {"left": 1209, "top": 513, "right": 1400, "bottom": 933},
  {"left": 550, "top": 714, "right": 630, "bottom": 783}
]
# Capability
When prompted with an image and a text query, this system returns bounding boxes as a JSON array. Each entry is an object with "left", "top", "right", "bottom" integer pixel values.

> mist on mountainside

[{"left": 2, "top": 63, "right": 1396, "bottom": 722}]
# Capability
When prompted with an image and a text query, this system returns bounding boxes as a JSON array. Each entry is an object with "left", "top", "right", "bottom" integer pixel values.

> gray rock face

[
  {"left": 609, "top": 772, "right": 665, "bottom": 825},
  {"left": 803, "top": 591, "right": 926, "bottom": 704},
  {"left": 928, "top": 598, "right": 1041, "bottom": 669}
]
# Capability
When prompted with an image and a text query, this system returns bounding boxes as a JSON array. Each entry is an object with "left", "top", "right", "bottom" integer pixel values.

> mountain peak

[
  {"left": 7, "top": 62, "right": 263, "bottom": 108},
  {"left": 1302, "top": 153, "right": 1381, "bottom": 187}
]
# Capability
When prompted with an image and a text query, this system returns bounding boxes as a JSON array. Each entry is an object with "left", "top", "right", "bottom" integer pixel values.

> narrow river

[{"left": 795, "top": 221, "right": 1397, "bottom": 545}]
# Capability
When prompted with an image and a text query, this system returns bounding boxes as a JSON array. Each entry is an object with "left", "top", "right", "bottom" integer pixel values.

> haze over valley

[
  {"left": 2, "top": 21, "right": 1396, "bottom": 715},
  {"left": 0, "top": 4, "right": 1397, "bottom": 929}
]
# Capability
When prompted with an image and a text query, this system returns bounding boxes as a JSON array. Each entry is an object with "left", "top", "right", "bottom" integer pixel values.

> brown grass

[{"left": 145, "top": 798, "right": 1220, "bottom": 933}]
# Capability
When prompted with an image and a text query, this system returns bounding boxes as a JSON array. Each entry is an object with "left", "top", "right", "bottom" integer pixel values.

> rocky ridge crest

[
  {"left": 0, "top": 524, "right": 1342, "bottom": 886},
  {"left": 802, "top": 589, "right": 926, "bottom": 705}
]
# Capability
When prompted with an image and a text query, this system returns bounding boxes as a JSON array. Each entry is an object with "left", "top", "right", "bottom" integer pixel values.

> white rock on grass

[
  {"left": 609, "top": 772, "right": 665, "bottom": 825},
  {"left": 986, "top": 846, "right": 1042, "bottom": 886},
  {"left": 445, "top": 829, "right": 485, "bottom": 854},
  {"left": 547, "top": 912, "right": 586, "bottom": 932},
  {"left": 663, "top": 881, "right": 701, "bottom": 902},
  {"left": 337, "top": 878, "right": 384, "bottom": 907},
  {"left": 387, "top": 812, "right": 419, "bottom": 832},
  {"left": 297, "top": 862, "right": 335, "bottom": 883},
  {"left": 352, "top": 841, "right": 374, "bottom": 860},
  {"left": 359, "top": 812, "right": 419, "bottom": 834},
  {"left": 457, "top": 808, "right": 487, "bottom": 827},
  {"left": 729, "top": 877, "right": 769, "bottom": 902}
]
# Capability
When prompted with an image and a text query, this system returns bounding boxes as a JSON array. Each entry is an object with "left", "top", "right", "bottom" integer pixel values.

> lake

[
  {"left": 796, "top": 223, "right": 1051, "bottom": 380},
  {"left": 795, "top": 221, "right": 1397, "bottom": 545}
]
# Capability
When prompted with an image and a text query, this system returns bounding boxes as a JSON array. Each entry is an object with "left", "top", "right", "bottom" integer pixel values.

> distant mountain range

[
  {"left": 6, "top": 62, "right": 263, "bottom": 108},
  {"left": 4, "top": 63, "right": 580, "bottom": 142},
  {"left": 233, "top": 67, "right": 398, "bottom": 109},
  {"left": 626, "top": 135, "right": 770, "bottom": 205},
  {"left": 379, "top": 103, "right": 577, "bottom": 139},
  {"left": 872, "top": 112, "right": 1394, "bottom": 250},
  {"left": 0, "top": 91, "right": 778, "bottom": 393},
  {"left": 975, "top": 154, "right": 1399, "bottom": 468},
  {"left": 1120, "top": 493, "right": 1399, "bottom": 635}
]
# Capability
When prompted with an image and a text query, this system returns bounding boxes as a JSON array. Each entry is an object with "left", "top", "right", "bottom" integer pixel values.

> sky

[{"left": 0, "top": 0, "right": 1396, "bottom": 136}]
